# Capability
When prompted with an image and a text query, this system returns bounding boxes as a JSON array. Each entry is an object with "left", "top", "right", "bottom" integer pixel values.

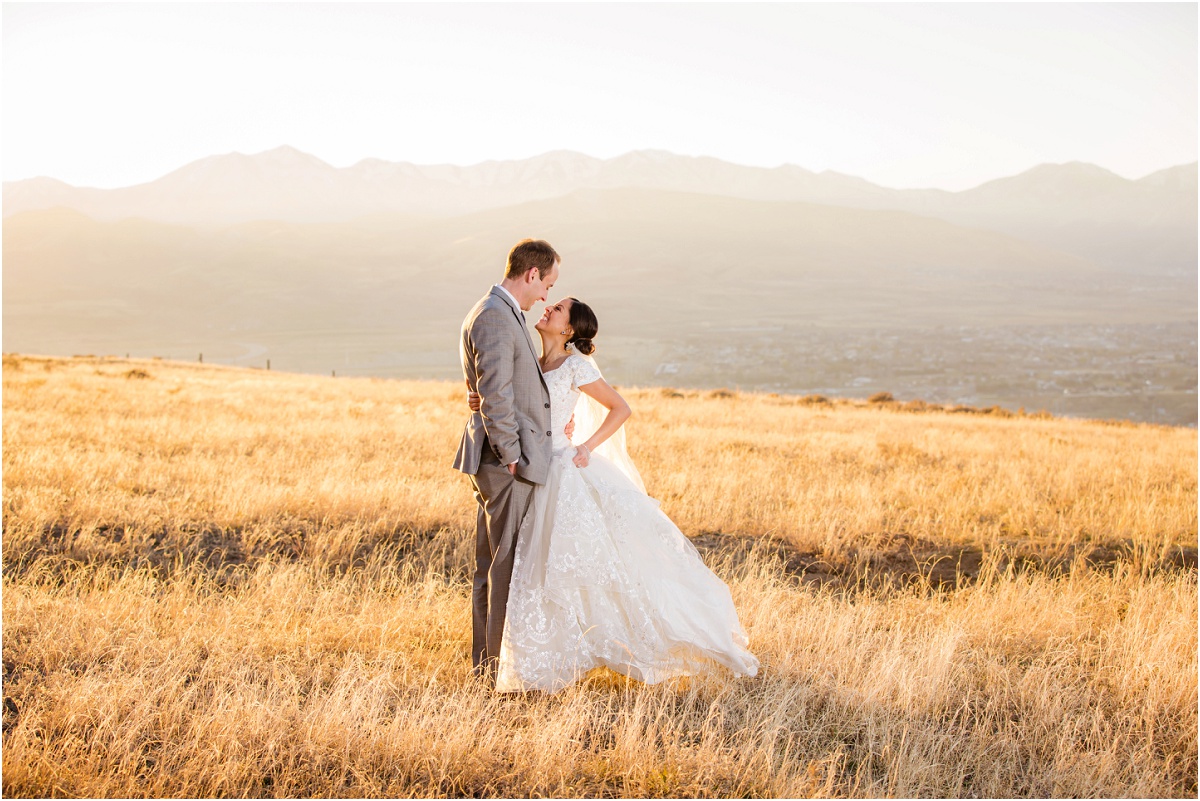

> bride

[{"left": 469, "top": 297, "right": 759, "bottom": 693}]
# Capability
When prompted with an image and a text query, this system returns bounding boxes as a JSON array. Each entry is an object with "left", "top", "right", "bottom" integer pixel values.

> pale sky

[{"left": 3, "top": 2, "right": 1196, "bottom": 190}]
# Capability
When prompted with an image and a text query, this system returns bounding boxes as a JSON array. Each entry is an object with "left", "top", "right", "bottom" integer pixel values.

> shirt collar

[{"left": 493, "top": 284, "right": 523, "bottom": 315}]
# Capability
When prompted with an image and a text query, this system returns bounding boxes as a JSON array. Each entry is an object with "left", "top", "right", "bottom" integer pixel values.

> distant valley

[{"left": 3, "top": 148, "right": 1196, "bottom": 425}]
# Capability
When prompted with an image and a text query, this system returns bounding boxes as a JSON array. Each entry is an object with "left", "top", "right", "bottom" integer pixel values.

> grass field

[{"left": 2, "top": 354, "right": 1196, "bottom": 797}]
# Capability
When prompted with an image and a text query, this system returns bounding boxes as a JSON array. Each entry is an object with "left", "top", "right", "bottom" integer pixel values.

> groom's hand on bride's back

[{"left": 466, "top": 390, "right": 575, "bottom": 438}]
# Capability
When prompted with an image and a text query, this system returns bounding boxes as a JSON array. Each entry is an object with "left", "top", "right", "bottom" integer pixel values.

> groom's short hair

[{"left": 505, "top": 239, "right": 560, "bottom": 280}]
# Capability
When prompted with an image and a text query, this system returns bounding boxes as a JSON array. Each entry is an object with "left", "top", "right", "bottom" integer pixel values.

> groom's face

[{"left": 524, "top": 262, "right": 560, "bottom": 310}]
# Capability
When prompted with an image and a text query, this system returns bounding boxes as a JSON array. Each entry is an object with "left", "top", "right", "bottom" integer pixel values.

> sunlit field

[{"left": 3, "top": 354, "right": 1196, "bottom": 797}]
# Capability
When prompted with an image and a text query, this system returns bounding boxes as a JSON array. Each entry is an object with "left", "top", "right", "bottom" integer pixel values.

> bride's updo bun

[{"left": 566, "top": 298, "right": 598, "bottom": 356}]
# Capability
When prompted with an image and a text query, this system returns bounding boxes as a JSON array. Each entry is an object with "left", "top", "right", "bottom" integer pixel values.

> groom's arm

[{"left": 470, "top": 307, "right": 522, "bottom": 470}]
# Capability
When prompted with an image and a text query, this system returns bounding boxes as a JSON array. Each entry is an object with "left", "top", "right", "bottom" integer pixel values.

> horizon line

[{"left": 5, "top": 146, "right": 1197, "bottom": 194}]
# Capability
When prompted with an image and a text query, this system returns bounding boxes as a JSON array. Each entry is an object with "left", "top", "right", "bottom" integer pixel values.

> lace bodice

[{"left": 544, "top": 354, "right": 601, "bottom": 450}]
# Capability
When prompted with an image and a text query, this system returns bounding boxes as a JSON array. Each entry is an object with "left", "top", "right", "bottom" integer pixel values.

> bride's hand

[
  {"left": 572, "top": 444, "right": 590, "bottom": 468},
  {"left": 564, "top": 414, "right": 575, "bottom": 439},
  {"left": 467, "top": 389, "right": 481, "bottom": 412}
]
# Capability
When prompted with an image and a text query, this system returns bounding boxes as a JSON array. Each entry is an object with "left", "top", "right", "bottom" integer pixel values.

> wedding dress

[{"left": 496, "top": 351, "right": 759, "bottom": 692}]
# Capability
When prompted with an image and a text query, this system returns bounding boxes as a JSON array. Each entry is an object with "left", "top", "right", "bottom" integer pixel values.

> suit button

[
  {"left": 546, "top": 431, "right": 552, "bottom": 436},
  {"left": 544, "top": 403, "right": 550, "bottom": 408}
]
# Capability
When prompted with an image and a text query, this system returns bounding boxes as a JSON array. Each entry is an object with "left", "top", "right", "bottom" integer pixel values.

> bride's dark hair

[{"left": 566, "top": 298, "right": 598, "bottom": 356}]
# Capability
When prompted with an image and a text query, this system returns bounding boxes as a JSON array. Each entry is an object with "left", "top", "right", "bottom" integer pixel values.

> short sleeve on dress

[{"left": 571, "top": 355, "right": 602, "bottom": 391}]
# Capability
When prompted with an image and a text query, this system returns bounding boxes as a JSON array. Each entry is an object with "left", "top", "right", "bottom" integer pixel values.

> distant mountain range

[
  {"left": 5, "top": 147, "right": 1196, "bottom": 272},
  {"left": 4, "top": 147, "right": 1195, "bottom": 424}
]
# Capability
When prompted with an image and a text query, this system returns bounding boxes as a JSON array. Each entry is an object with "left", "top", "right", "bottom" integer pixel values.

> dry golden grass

[{"left": 3, "top": 354, "right": 1196, "bottom": 797}]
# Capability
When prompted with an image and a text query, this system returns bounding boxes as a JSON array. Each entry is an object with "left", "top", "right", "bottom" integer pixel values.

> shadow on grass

[
  {"left": 2, "top": 520, "right": 474, "bottom": 589},
  {"left": 690, "top": 530, "right": 1198, "bottom": 593},
  {"left": 7, "top": 515, "right": 1196, "bottom": 601}
]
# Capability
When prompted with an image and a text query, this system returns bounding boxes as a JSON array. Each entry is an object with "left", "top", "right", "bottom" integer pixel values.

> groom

[{"left": 453, "top": 238, "right": 559, "bottom": 681}]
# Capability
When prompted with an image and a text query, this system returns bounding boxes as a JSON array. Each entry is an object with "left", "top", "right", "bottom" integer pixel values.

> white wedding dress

[{"left": 496, "top": 352, "right": 759, "bottom": 693}]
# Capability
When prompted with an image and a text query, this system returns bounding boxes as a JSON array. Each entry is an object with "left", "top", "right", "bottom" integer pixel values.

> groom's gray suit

[{"left": 453, "top": 286, "right": 552, "bottom": 676}]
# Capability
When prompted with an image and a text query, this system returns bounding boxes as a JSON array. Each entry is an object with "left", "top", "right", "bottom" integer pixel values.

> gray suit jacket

[{"left": 452, "top": 287, "right": 553, "bottom": 484}]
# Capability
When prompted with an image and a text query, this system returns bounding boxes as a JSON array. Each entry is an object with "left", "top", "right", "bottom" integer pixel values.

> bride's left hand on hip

[{"left": 572, "top": 444, "right": 590, "bottom": 468}]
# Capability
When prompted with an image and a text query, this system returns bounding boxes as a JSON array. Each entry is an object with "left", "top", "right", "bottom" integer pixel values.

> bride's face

[{"left": 535, "top": 298, "right": 573, "bottom": 336}]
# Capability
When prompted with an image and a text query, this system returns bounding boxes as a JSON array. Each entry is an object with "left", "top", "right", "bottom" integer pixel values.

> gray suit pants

[{"left": 469, "top": 445, "right": 535, "bottom": 679}]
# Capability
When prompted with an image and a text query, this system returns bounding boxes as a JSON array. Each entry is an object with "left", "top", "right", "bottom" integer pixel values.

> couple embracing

[{"left": 453, "top": 239, "right": 758, "bottom": 693}]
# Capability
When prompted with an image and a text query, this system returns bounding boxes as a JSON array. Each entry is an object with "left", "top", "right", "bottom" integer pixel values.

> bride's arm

[
  {"left": 467, "top": 390, "right": 576, "bottom": 438},
  {"left": 575, "top": 378, "right": 631, "bottom": 462}
]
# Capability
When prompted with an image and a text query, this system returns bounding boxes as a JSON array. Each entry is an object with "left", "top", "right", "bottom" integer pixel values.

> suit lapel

[{"left": 489, "top": 287, "right": 547, "bottom": 389}]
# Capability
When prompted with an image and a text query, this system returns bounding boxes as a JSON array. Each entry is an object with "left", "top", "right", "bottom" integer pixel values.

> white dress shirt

[{"left": 494, "top": 284, "right": 523, "bottom": 317}]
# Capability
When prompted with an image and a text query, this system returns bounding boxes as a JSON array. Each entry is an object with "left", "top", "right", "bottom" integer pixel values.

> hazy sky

[{"left": 3, "top": 2, "right": 1196, "bottom": 190}]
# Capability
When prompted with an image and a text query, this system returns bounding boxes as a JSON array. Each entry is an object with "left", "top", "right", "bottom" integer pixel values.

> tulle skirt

[{"left": 496, "top": 445, "right": 759, "bottom": 693}]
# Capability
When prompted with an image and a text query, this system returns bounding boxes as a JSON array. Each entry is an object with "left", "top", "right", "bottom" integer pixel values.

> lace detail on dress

[
  {"left": 545, "top": 355, "right": 600, "bottom": 451},
  {"left": 570, "top": 356, "right": 601, "bottom": 391}
]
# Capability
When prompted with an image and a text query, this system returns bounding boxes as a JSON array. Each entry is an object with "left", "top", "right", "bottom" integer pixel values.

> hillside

[
  {"left": 1, "top": 188, "right": 1115, "bottom": 336},
  {"left": 5, "top": 189, "right": 1195, "bottom": 425},
  {"left": 2, "top": 354, "right": 1195, "bottom": 797},
  {"left": 5, "top": 149, "right": 1194, "bottom": 427}
]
